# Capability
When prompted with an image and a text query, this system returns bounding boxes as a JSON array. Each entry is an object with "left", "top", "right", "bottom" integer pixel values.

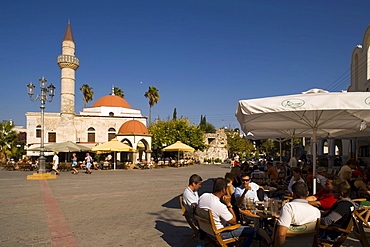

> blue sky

[{"left": 1, "top": 1, "right": 370, "bottom": 129}]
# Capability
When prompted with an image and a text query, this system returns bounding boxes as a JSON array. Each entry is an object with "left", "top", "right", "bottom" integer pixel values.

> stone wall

[{"left": 191, "top": 128, "right": 228, "bottom": 162}]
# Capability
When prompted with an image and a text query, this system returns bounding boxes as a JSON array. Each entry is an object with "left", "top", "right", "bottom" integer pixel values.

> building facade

[{"left": 26, "top": 22, "right": 151, "bottom": 162}]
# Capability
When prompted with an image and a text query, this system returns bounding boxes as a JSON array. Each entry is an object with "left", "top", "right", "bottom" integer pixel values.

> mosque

[{"left": 26, "top": 22, "right": 152, "bottom": 163}]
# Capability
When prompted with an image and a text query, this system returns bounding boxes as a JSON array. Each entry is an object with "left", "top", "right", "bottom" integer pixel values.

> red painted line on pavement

[{"left": 40, "top": 180, "right": 78, "bottom": 247}]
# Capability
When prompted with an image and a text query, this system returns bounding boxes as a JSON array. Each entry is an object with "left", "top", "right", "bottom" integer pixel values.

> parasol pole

[
  {"left": 312, "top": 111, "right": 318, "bottom": 194},
  {"left": 279, "top": 139, "right": 282, "bottom": 162},
  {"left": 114, "top": 151, "right": 116, "bottom": 170}
]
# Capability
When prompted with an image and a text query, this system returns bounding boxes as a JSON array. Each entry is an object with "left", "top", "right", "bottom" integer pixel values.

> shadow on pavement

[{"left": 155, "top": 220, "right": 200, "bottom": 246}]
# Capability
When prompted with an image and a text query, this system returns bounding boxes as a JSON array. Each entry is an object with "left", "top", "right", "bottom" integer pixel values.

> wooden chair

[
  {"left": 259, "top": 218, "right": 321, "bottom": 247},
  {"left": 355, "top": 206, "right": 370, "bottom": 228},
  {"left": 352, "top": 214, "right": 370, "bottom": 247},
  {"left": 194, "top": 207, "right": 245, "bottom": 247},
  {"left": 179, "top": 196, "right": 199, "bottom": 247},
  {"left": 318, "top": 216, "right": 354, "bottom": 247}
]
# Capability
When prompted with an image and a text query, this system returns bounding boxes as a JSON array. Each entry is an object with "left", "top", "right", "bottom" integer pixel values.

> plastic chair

[
  {"left": 194, "top": 207, "right": 245, "bottom": 247},
  {"left": 259, "top": 218, "right": 321, "bottom": 247}
]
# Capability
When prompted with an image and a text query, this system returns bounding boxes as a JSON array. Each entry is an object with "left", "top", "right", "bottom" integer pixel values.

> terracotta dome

[
  {"left": 92, "top": 95, "right": 131, "bottom": 108},
  {"left": 118, "top": 120, "right": 149, "bottom": 134}
]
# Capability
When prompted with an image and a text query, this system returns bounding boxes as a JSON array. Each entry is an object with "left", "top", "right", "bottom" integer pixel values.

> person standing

[
  {"left": 85, "top": 153, "right": 93, "bottom": 174},
  {"left": 182, "top": 174, "right": 202, "bottom": 213},
  {"left": 52, "top": 152, "right": 60, "bottom": 175},
  {"left": 71, "top": 153, "right": 79, "bottom": 175}
]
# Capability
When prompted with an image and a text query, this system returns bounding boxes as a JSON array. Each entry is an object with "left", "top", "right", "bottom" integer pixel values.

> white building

[{"left": 26, "top": 22, "right": 152, "bottom": 162}]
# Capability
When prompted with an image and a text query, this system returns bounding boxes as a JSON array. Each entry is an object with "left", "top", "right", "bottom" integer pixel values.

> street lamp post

[{"left": 27, "top": 77, "right": 55, "bottom": 174}]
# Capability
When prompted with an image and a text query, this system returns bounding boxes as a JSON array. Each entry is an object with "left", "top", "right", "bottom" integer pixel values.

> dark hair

[
  {"left": 240, "top": 173, "right": 250, "bottom": 179},
  {"left": 292, "top": 181, "right": 308, "bottom": 198},
  {"left": 334, "top": 180, "right": 351, "bottom": 198},
  {"left": 189, "top": 174, "right": 202, "bottom": 185},
  {"left": 213, "top": 177, "right": 227, "bottom": 193},
  {"left": 292, "top": 167, "right": 302, "bottom": 174}
]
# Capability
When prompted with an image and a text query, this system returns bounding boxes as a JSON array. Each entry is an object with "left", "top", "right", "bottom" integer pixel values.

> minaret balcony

[{"left": 57, "top": 55, "right": 79, "bottom": 70}]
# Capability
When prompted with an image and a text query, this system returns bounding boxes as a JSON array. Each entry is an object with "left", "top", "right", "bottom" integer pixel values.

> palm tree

[
  {"left": 79, "top": 84, "right": 94, "bottom": 107},
  {"left": 0, "top": 121, "right": 17, "bottom": 161},
  {"left": 112, "top": 87, "right": 125, "bottom": 98},
  {"left": 144, "top": 86, "right": 160, "bottom": 125}
]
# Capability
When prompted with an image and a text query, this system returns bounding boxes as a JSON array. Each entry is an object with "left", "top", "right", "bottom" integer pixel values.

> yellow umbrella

[
  {"left": 162, "top": 141, "right": 195, "bottom": 152},
  {"left": 92, "top": 139, "right": 136, "bottom": 169},
  {"left": 162, "top": 141, "right": 195, "bottom": 166}
]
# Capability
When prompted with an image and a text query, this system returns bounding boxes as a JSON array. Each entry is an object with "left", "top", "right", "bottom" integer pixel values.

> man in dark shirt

[{"left": 320, "top": 180, "right": 358, "bottom": 240}]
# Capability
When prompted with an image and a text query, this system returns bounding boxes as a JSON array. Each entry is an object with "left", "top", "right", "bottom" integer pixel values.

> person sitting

[
  {"left": 230, "top": 166, "right": 242, "bottom": 188},
  {"left": 306, "top": 179, "right": 338, "bottom": 211},
  {"left": 250, "top": 165, "right": 265, "bottom": 179},
  {"left": 348, "top": 170, "right": 370, "bottom": 199},
  {"left": 319, "top": 180, "right": 358, "bottom": 240},
  {"left": 287, "top": 168, "right": 305, "bottom": 194},
  {"left": 182, "top": 174, "right": 202, "bottom": 213},
  {"left": 198, "top": 178, "right": 255, "bottom": 247},
  {"left": 266, "top": 162, "right": 279, "bottom": 181},
  {"left": 235, "top": 173, "right": 263, "bottom": 208},
  {"left": 316, "top": 167, "right": 327, "bottom": 190},
  {"left": 338, "top": 159, "right": 356, "bottom": 181},
  {"left": 275, "top": 181, "right": 321, "bottom": 247},
  {"left": 225, "top": 172, "right": 235, "bottom": 197}
]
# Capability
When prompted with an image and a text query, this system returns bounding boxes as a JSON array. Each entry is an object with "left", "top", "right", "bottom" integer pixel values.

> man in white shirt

[
  {"left": 52, "top": 152, "right": 60, "bottom": 175},
  {"left": 182, "top": 174, "right": 202, "bottom": 212},
  {"left": 198, "top": 178, "right": 254, "bottom": 247},
  {"left": 275, "top": 181, "right": 321, "bottom": 247},
  {"left": 235, "top": 173, "right": 263, "bottom": 208}
]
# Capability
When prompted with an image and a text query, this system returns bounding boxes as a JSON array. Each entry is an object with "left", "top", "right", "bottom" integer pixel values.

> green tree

[
  {"left": 260, "top": 139, "right": 276, "bottom": 156},
  {"left": 112, "top": 87, "right": 125, "bottom": 98},
  {"left": 173, "top": 108, "right": 177, "bottom": 120},
  {"left": 198, "top": 115, "right": 216, "bottom": 133},
  {"left": 148, "top": 118, "right": 206, "bottom": 155},
  {"left": 144, "top": 86, "right": 160, "bottom": 125},
  {"left": 79, "top": 84, "right": 94, "bottom": 107},
  {"left": 0, "top": 122, "right": 18, "bottom": 161},
  {"left": 225, "top": 128, "right": 254, "bottom": 159}
]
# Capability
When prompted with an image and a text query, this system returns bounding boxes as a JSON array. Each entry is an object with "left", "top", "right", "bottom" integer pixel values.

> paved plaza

[{"left": 0, "top": 164, "right": 365, "bottom": 247}]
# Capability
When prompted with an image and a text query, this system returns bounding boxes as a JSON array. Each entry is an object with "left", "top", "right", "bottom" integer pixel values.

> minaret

[{"left": 56, "top": 21, "right": 79, "bottom": 142}]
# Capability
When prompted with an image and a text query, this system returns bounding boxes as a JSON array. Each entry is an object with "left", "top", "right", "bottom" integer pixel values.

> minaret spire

[{"left": 63, "top": 20, "right": 74, "bottom": 42}]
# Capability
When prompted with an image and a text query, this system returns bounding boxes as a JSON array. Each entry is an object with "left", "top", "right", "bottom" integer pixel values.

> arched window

[
  {"left": 87, "top": 127, "right": 95, "bottom": 142},
  {"left": 108, "top": 127, "right": 116, "bottom": 141},
  {"left": 36, "top": 125, "right": 41, "bottom": 138},
  {"left": 109, "top": 112, "right": 114, "bottom": 117}
]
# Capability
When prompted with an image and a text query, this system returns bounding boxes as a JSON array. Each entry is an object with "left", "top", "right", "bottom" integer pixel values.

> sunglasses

[{"left": 241, "top": 179, "right": 250, "bottom": 182}]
